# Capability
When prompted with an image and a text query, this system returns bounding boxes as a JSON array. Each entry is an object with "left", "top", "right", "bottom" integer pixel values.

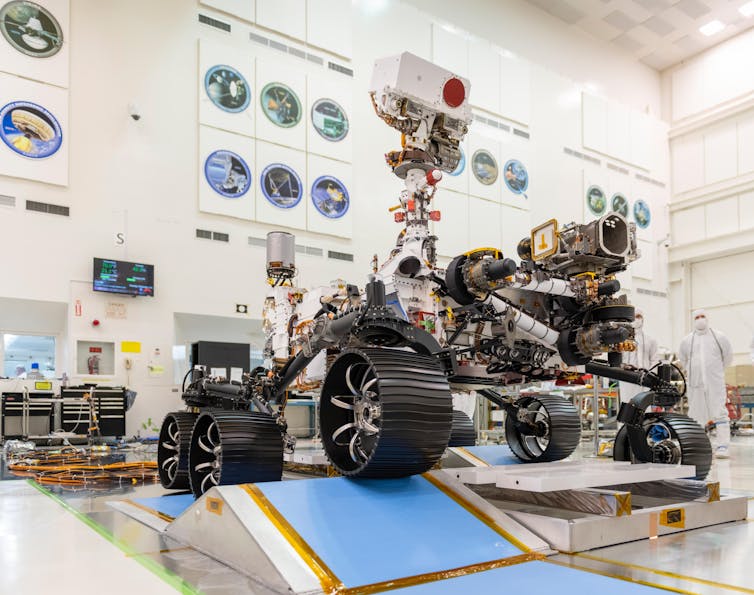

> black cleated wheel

[
  {"left": 613, "top": 412, "right": 712, "bottom": 480},
  {"left": 448, "top": 410, "right": 476, "bottom": 447},
  {"left": 158, "top": 411, "right": 197, "bottom": 490},
  {"left": 505, "top": 394, "right": 581, "bottom": 462},
  {"left": 188, "top": 410, "right": 283, "bottom": 498},
  {"left": 320, "top": 347, "right": 452, "bottom": 478}
]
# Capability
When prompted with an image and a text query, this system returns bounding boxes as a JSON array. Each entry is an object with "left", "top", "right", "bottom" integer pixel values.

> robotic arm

[{"left": 443, "top": 212, "right": 639, "bottom": 368}]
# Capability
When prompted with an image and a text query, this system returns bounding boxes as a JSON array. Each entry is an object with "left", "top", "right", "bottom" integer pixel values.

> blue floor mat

[
  {"left": 132, "top": 493, "right": 194, "bottom": 519},
  {"left": 259, "top": 475, "right": 523, "bottom": 589},
  {"left": 463, "top": 444, "right": 522, "bottom": 465}
]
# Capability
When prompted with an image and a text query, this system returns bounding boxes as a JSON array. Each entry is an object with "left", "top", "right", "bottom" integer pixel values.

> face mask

[
  {"left": 633, "top": 318, "right": 643, "bottom": 329},
  {"left": 694, "top": 317, "right": 708, "bottom": 331}
]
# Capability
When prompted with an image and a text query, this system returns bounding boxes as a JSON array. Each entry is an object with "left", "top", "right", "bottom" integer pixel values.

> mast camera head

[{"left": 369, "top": 52, "right": 472, "bottom": 174}]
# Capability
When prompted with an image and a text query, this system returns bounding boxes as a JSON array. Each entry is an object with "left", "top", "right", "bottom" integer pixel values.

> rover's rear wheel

[
  {"left": 613, "top": 412, "right": 711, "bottom": 480},
  {"left": 320, "top": 348, "right": 452, "bottom": 477},
  {"left": 188, "top": 410, "right": 283, "bottom": 497},
  {"left": 157, "top": 411, "right": 197, "bottom": 490},
  {"left": 448, "top": 410, "right": 476, "bottom": 447},
  {"left": 505, "top": 394, "right": 581, "bottom": 462}
]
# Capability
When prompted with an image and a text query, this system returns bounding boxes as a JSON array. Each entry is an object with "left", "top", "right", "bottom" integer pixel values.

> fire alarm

[{"left": 92, "top": 319, "right": 100, "bottom": 327}]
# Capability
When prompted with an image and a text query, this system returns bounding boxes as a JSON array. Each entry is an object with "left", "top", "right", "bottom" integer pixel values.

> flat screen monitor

[{"left": 93, "top": 258, "right": 154, "bottom": 297}]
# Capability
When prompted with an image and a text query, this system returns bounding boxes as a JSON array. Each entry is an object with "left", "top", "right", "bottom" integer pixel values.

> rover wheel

[
  {"left": 320, "top": 347, "right": 452, "bottom": 478},
  {"left": 505, "top": 394, "right": 581, "bottom": 462},
  {"left": 188, "top": 410, "right": 283, "bottom": 498},
  {"left": 157, "top": 411, "right": 197, "bottom": 490},
  {"left": 613, "top": 413, "right": 711, "bottom": 480},
  {"left": 448, "top": 410, "right": 476, "bottom": 447}
]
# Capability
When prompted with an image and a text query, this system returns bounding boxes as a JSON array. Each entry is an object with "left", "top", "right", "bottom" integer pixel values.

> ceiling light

[
  {"left": 699, "top": 20, "right": 725, "bottom": 36},
  {"left": 740, "top": 1, "right": 754, "bottom": 17}
]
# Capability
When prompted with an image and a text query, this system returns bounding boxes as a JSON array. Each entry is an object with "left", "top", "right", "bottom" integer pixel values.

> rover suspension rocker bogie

[{"left": 158, "top": 52, "right": 712, "bottom": 496}]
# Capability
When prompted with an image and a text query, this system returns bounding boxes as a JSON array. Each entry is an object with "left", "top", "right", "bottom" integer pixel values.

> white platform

[
  {"left": 284, "top": 448, "right": 329, "bottom": 465},
  {"left": 447, "top": 460, "right": 698, "bottom": 491}
]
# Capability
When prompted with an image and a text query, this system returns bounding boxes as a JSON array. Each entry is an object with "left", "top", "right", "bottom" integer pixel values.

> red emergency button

[
  {"left": 430, "top": 211, "right": 441, "bottom": 221},
  {"left": 443, "top": 77, "right": 465, "bottom": 108},
  {"left": 394, "top": 211, "right": 405, "bottom": 222}
]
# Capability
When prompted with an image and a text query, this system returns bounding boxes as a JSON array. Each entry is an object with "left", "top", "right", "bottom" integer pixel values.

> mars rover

[{"left": 158, "top": 52, "right": 711, "bottom": 497}]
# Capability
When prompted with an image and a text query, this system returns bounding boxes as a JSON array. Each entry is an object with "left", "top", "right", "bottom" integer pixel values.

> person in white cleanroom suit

[
  {"left": 679, "top": 309, "right": 733, "bottom": 458},
  {"left": 619, "top": 309, "right": 659, "bottom": 404}
]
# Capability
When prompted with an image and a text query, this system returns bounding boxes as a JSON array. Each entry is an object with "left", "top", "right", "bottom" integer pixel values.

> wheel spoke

[
  {"left": 163, "top": 458, "right": 177, "bottom": 481},
  {"left": 161, "top": 441, "right": 178, "bottom": 451},
  {"left": 331, "top": 395, "right": 355, "bottom": 410},
  {"left": 168, "top": 422, "right": 179, "bottom": 444},
  {"left": 523, "top": 435, "right": 545, "bottom": 456},
  {"left": 332, "top": 422, "right": 357, "bottom": 445},
  {"left": 194, "top": 461, "right": 215, "bottom": 472},
  {"left": 197, "top": 435, "right": 215, "bottom": 453},
  {"left": 161, "top": 455, "right": 178, "bottom": 470},
  {"left": 362, "top": 420, "right": 379, "bottom": 435},
  {"left": 206, "top": 422, "right": 219, "bottom": 447},
  {"left": 345, "top": 364, "right": 361, "bottom": 396},
  {"left": 361, "top": 375, "right": 377, "bottom": 395},
  {"left": 200, "top": 470, "right": 219, "bottom": 493},
  {"left": 348, "top": 432, "right": 366, "bottom": 463}
]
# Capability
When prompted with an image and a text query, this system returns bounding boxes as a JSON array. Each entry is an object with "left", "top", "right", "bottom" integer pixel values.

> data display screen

[{"left": 93, "top": 258, "right": 154, "bottom": 297}]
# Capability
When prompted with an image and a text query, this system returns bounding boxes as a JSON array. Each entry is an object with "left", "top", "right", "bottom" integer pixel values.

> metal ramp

[
  {"left": 115, "top": 472, "right": 552, "bottom": 594},
  {"left": 108, "top": 445, "right": 747, "bottom": 592},
  {"left": 108, "top": 469, "right": 705, "bottom": 593},
  {"left": 443, "top": 445, "right": 748, "bottom": 553}
]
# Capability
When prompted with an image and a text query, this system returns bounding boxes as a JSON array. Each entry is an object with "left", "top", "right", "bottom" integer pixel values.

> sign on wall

[
  {"left": 0, "top": 72, "right": 68, "bottom": 185},
  {"left": 0, "top": 0, "right": 70, "bottom": 87}
]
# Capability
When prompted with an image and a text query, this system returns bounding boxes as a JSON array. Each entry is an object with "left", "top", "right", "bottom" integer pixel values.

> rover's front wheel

[{"left": 320, "top": 348, "right": 452, "bottom": 478}]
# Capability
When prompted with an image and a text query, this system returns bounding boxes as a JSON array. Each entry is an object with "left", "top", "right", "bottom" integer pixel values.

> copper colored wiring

[{"left": 7, "top": 447, "right": 159, "bottom": 487}]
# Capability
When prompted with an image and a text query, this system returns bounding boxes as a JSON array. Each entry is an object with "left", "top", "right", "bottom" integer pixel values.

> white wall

[
  {"left": 0, "top": 0, "right": 670, "bottom": 433},
  {"left": 664, "top": 27, "right": 754, "bottom": 362},
  {"left": 404, "top": 0, "right": 662, "bottom": 117}
]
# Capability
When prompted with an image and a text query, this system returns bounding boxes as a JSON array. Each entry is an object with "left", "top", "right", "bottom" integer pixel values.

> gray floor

[{"left": 2, "top": 437, "right": 753, "bottom": 594}]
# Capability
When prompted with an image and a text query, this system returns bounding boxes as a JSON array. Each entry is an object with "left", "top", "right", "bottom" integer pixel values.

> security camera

[{"left": 128, "top": 102, "right": 141, "bottom": 121}]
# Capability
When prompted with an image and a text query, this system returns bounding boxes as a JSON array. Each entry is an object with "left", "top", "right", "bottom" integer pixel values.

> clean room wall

[
  {"left": 663, "top": 28, "right": 754, "bottom": 360},
  {"left": 404, "top": 0, "right": 663, "bottom": 118},
  {"left": 0, "top": 0, "right": 670, "bottom": 433}
]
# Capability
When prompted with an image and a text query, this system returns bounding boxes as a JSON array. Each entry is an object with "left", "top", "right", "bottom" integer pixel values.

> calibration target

[
  {"left": 634, "top": 199, "right": 651, "bottom": 229},
  {"left": 503, "top": 159, "right": 528, "bottom": 195},
  {"left": 0, "top": 100, "right": 62, "bottom": 158},
  {"left": 449, "top": 146, "right": 465, "bottom": 176},
  {"left": 204, "top": 64, "right": 251, "bottom": 113},
  {"left": 311, "top": 98, "right": 349, "bottom": 142},
  {"left": 204, "top": 149, "right": 251, "bottom": 198},
  {"left": 0, "top": 1, "right": 63, "bottom": 58},
  {"left": 311, "top": 175, "right": 349, "bottom": 219},
  {"left": 471, "top": 149, "right": 498, "bottom": 185},
  {"left": 586, "top": 185, "right": 606, "bottom": 216},
  {"left": 611, "top": 193, "right": 629, "bottom": 218},
  {"left": 261, "top": 163, "right": 303, "bottom": 208},
  {"left": 260, "top": 82, "right": 302, "bottom": 128}
]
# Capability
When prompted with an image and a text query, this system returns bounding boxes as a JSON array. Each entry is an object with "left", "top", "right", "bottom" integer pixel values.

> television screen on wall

[{"left": 93, "top": 258, "right": 154, "bottom": 297}]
